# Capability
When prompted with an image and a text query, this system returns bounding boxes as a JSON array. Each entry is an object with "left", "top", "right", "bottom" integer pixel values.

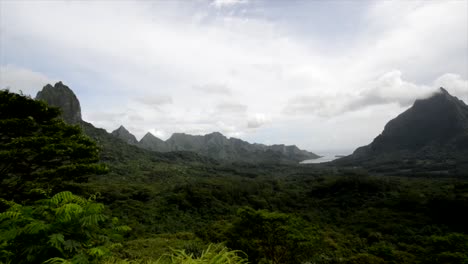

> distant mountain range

[
  {"left": 336, "top": 87, "right": 468, "bottom": 176},
  {"left": 113, "top": 128, "right": 319, "bottom": 163},
  {"left": 35, "top": 82, "right": 319, "bottom": 164}
]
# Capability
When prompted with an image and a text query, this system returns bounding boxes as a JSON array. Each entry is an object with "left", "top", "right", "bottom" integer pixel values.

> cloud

[
  {"left": 283, "top": 71, "right": 468, "bottom": 116},
  {"left": 247, "top": 113, "right": 271, "bottom": 128},
  {"left": 137, "top": 95, "right": 173, "bottom": 107},
  {"left": 148, "top": 128, "right": 167, "bottom": 139},
  {"left": 433, "top": 73, "right": 468, "bottom": 103},
  {"left": 282, "top": 95, "right": 345, "bottom": 117},
  {"left": 211, "top": 0, "right": 248, "bottom": 8},
  {"left": 347, "top": 71, "right": 468, "bottom": 111},
  {"left": 345, "top": 70, "right": 433, "bottom": 111},
  {"left": 193, "top": 83, "right": 232, "bottom": 95},
  {"left": 0, "top": 65, "right": 55, "bottom": 96},
  {"left": 1, "top": 0, "right": 466, "bottom": 151},
  {"left": 216, "top": 102, "right": 247, "bottom": 113}
]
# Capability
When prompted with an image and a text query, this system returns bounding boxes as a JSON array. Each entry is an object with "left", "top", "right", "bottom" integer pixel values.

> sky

[{"left": 0, "top": 0, "right": 467, "bottom": 153}]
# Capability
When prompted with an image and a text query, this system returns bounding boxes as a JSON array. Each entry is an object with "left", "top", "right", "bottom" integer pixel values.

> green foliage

[
  {"left": 0, "top": 90, "right": 107, "bottom": 203},
  {"left": 226, "top": 207, "right": 319, "bottom": 264},
  {"left": 112, "top": 232, "right": 206, "bottom": 260},
  {"left": 2, "top": 89, "right": 468, "bottom": 264},
  {"left": 103, "top": 244, "right": 247, "bottom": 264},
  {"left": 0, "top": 191, "right": 130, "bottom": 264}
]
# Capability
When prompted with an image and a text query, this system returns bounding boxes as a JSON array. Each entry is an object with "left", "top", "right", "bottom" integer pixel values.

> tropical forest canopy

[{"left": 1, "top": 89, "right": 468, "bottom": 264}]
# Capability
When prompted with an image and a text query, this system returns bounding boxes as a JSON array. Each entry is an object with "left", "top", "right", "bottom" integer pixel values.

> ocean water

[{"left": 300, "top": 150, "right": 353, "bottom": 164}]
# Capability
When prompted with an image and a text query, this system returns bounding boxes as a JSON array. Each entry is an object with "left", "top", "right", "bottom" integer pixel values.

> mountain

[
  {"left": 35, "top": 82, "right": 215, "bottom": 166},
  {"left": 139, "top": 132, "right": 170, "bottom": 152},
  {"left": 35, "top": 82, "right": 318, "bottom": 164},
  {"left": 35, "top": 82, "right": 82, "bottom": 124},
  {"left": 111, "top": 125, "right": 138, "bottom": 145},
  {"left": 336, "top": 87, "right": 468, "bottom": 175},
  {"left": 138, "top": 131, "right": 320, "bottom": 164}
]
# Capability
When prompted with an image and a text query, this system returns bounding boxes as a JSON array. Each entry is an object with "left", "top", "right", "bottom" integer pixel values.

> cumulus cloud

[{"left": 0, "top": 65, "right": 55, "bottom": 96}]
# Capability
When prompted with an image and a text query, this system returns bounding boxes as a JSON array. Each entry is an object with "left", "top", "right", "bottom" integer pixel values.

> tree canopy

[{"left": 0, "top": 90, "right": 106, "bottom": 203}]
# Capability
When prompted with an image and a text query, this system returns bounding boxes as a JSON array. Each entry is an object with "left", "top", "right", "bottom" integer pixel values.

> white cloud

[
  {"left": 346, "top": 70, "right": 433, "bottom": 110},
  {"left": 247, "top": 113, "right": 271, "bottom": 129},
  {"left": 137, "top": 96, "right": 173, "bottom": 107},
  {"left": 0, "top": 65, "right": 55, "bottom": 96},
  {"left": 283, "top": 71, "right": 468, "bottom": 117},
  {"left": 1, "top": 0, "right": 466, "bottom": 151},
  {"left": 433, "top": 73, "right": 468, "bottom": 103},
  {"left": 148, "top": 129, "right": 167, "bottom": 139}
]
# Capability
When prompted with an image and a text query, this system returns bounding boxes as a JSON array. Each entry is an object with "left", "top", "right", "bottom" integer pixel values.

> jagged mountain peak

[
  {"left": 139, "top": 131, "right": 168, "bottom": 151},
  {"left": 111, "top": 125, "right": 138, "bottom": 145},
  {"left": 35, "top": 82, "right": 82, "bottom": 124},
  {"left": 141, "top": 132, "right": 162, "bottom": 140},
  {"left": 439, "top": 86, "right": 449, "bottom": 94},
  {"left": 116, "top": 125, "right": 128, "bottom": 131}
]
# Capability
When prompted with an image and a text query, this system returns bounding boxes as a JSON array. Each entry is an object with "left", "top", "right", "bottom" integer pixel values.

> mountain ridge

[
  {"left": 34, "top": 82, "right": 319, "bottom": 164},
  {"left": 111, "top": 127, "right": 320, "bottom": 163}
]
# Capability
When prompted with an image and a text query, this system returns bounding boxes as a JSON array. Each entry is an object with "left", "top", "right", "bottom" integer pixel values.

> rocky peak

[
  {"left": 141, "top": 132, "right": 162, "bottom": 141},
  {"left": 386, "top": 87, "right": 468, "bottom": 144},
  {"left": 139, "top": 132, "right": 169, "bottom": 151},
  {"left": 344, "top": 87, "right": 468, "bottom": 161},
  {"left": 111, "top": 125, "right": 138, "bottom": 145},
  {"left": 35, "top": 82, "right": 82, "bottom": 124}
]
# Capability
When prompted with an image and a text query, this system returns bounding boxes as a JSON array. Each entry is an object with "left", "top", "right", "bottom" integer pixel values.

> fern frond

[
  {"left": 70, "top": 252, "right": 89, "bottom": 264},
  {"left": 63, "top": 239, "right": 80, "bottom": 253},
  {"left": 80, "top": 213, "right": 107, "bottom": 227},
  {"left": 0, "top": 228, "right": 18, "bottom": 241},
  {"left": 55, "top": 203, "right": 83, "bottom": 222},
  {"left": 50, "top": 191, "right": 74, "bottom": 205},
  {"left": 0, "top": 198, "right": 17, "bottom": 208},
  {"left": 84, "top": 203, "right": 104, "bottom": 214},
  {"left": 23, "top": 220, "right": 49, "bottom": 234},
  {"left": 0, "top": 211, "right": 21, "bottom": 221},
  {"left": 43, "top": 257, "right": 72, "bottom": 264},
  {"left": 48, "top": 233, "right": 65, "bottom": 249},
  {"left": 88, "top": 246, "right": 108, "bottom": 257},
  {"left": 113, "top": 225, "right": 132, "bottom": 233}
]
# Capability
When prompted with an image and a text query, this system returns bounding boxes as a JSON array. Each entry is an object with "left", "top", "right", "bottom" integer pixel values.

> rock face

[
  {"left": 111, "top": 126, "right": 138, "bottom": 145},
  {"left": 35, "top": 82, "right": 82, "bottom": 124},
  {"left": 133, "top": 131, "right": 319, "bottom": 163},
  {"left": 336, "top": 88, "right": 468, "bottom": 174}
]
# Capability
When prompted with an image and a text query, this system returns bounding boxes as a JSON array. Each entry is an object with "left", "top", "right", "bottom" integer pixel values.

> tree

[
  {"left": 0, "top": 90, "right": 107, "bottom": 203},
  {"left": 226, "top": 207, "right": 320, "bottom": 264},
  {"left": 0, "top": 191, "right": 130, "bottom": 264}
]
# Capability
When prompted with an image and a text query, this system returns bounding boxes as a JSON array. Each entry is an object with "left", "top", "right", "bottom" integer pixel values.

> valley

[{"left": 2, "top": 83, "right": 467, "bottom": 263}]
